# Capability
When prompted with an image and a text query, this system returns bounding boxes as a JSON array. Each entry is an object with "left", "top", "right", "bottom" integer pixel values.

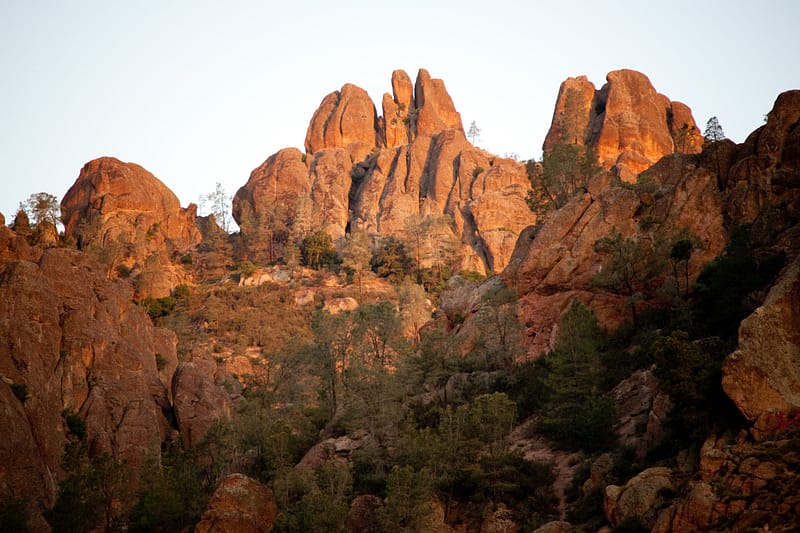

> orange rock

[
  {"left": 414, "top": 68, "right": 463, "bottom": 137},
  {"left": 195, "top": 473, "right": 277, "bottom": 533},
  {"left": 304, "top": 83, "right": 379, "bottom": 161},
  {"left": 543, "top": 69, "right": 702, "bottom": 182}
]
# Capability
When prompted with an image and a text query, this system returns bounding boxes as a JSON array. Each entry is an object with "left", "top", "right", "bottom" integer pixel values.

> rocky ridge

[{"left": 234, "top": 68, "right": 533, "bottom": 274}]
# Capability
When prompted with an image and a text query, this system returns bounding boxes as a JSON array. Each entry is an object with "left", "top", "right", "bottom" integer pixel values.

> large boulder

[
  {"left": 60, "top": 157, "right": 201, "bottom": 298},
  {"left": 0, "top": 247, "right": 176, "bottom": 524},
  {"left": 195, "top": 473, "right": 277, "bottom": 533},
  {"left": 543, "top": 69, "right": 703, "bottom": 182},
  {"left": 305, "top": 83, "right": 380, "bottom": 162},
  {"left": 722, "top": 254, "right": 800, "bottom": 439},
  {"left": 604, "top": 467, "right": 674, "bottom": 529},
  {"left": 413, "top": 68, "right": 464, "bottom": 137}
]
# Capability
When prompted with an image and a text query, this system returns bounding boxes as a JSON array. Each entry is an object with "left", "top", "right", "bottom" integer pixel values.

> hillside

[{"left": 1, "top": 69, "right": 799, "bottom": 532}]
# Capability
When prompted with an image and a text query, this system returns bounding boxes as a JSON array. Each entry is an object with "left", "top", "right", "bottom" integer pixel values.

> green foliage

[
  {"left": 238, "top": 260, "right": 257, "bottom": 278},
  {"left": 20, "top": 191, "right": 60, "bottom": 227},
  {"left": 651, "top": 331, "right": 731, "bottom": 442},
  {"left": 199, "top": 181, "right": 232, "bottom": 232},
  {"left": 62, "top": 407, "right": 87, "bottom": 440},
  {"left": 11, "top": 381, "right": 29, "bottom": 403},
  {"left": 692, "top": 225, "right": 785, "bottom": 340},
  {"left": 129, "top": 442, "right": 213, "bottom": 532},
  {"left": 372, "top": 235, "right": 413, "bottom": 281},
  {"left": 140, "top": 296, "right": 176, "bottom": 320},
  {"left": 46, "top": 443, "right": 131, "bottom": 533},
  {"left": 172, "top": 284, "right": 191, "bottom": 300},
  {"left": 538, "top": 299, "right": 616, "bottom": 452},
  {"left": 472, "top": 165, "right": 484, "bottom": 178},
  {"left": 154, "top": 352, "right": 168, "bottom": 371},
  {"left": 273, "top": 464, "right": 352, "bottom": 533},
  {"left": 378, "top": 465, "right": 434, "bottom": 532},
  {"left": 526, "top": 143, "right": 599, "bottom": 219},
  {"left": 302, "top": 230, "right": 339, "bottom": 270},
  {"left": 703, "top": 116, "right": 726, "bottom": 143}
]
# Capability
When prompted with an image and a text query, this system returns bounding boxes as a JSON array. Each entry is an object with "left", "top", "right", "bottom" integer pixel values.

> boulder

[
  {"left": 381, "top": 69, "right": 414, "bottom": 147},
  {"left": 172, "top": 351, "right": 239, "bottom": 448},
  {"left": 195, "top": 473, "right": 277, "bottom": 533},
  {"left": 347, "top": 494, "right": 383, "bottom": 533},
  {"left": 722, "top": 255, "right": 800, "bottom": 439},
  {"left": 60, "top": 157, "right": 201, "bottom": 297},
  {"left": 611, "top": 368, "right": 671, "bottom": 456},
  {"left": 604, "top": 467, "right": 673, "bottom": 528},
  {"left": 305, "top": 83, "right": 380, "bottom": 161}
]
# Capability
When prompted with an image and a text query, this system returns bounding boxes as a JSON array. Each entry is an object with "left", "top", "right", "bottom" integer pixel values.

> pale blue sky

[{"left": 1, "top": 1, "right": 798, "bottom": 225}]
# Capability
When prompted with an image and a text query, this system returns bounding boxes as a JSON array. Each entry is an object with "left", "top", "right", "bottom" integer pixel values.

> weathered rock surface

[
  {"left": 172, "top": 349, "right": 241, "bottom": 448},
  {"left": 60, "top": 157, "right": 201, "bottom": 298},
  {"left": 604, "top": 467, "right": 673, "bottom": 529},
  {"left": 722, "top": 254, "right": 800, "bottom": 438},
  {"left": 305, "top": 83, "right": 380, "bottom": 162},
  {"left": 237, "top": 69, "right": 533, "bottom": 274},
  {"left": 195, "top": 473, "right": 277, "bottom": 533},
  {"left": 723, "top": 89, "right": 800, "bottom": 232},
  {"left": 507, "top": 153, "right": 726, "bottom": 356},
  {"left": 0, "top": 246, "right": 176, "bottom": 523},
  {"left": 544, "top": 69, "right": 703, "bottom": 182},
  {"left": 413, "top": 68, "right": 463, "bottom": 137},
  {"left": 654, "top": 432, "right": 800, "bottom": 532},
  {"left": 611, "top": 368, "right": 671, "bottom": 456}
]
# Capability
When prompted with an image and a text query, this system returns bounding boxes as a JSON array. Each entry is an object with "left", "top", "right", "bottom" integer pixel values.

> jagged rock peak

[
  {"left": 544, "top": 69, "right": 703, "bottom": 182},
  {"left": 304, "top": 68, "right": 465, "bottom": 157},
  {"left": 304, "top": 83, "right": 380, "bottom": 162}
]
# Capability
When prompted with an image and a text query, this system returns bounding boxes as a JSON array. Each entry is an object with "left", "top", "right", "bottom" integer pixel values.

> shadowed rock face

[
  {"left": 543, "top": 69, "right": 703, "bottom": 182},
  {"left": 195, "top": 473, "right": 277, "bottom": 533},
  {"left": 60, "top": 156, "right": 202, "bottom": 298},
  {"left": 235, "top": 69, "right": 533, "bottom": 274},
  {"left": 0, "top": 246, "right": 177, "bottom": 524}
]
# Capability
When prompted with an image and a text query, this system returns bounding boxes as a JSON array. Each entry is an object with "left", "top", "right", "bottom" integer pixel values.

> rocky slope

[{"left": 233, "top": 68, "right": 534, "bottom": 274}]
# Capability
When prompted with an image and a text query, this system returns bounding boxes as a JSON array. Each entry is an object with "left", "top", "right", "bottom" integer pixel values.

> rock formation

[
  {"left": 0, "top": 245, "right": 178, "bottom": 525},
  {"left": 235, "top": 69, "right": 533, "bottom": 274},
  {"left": 722, "top": 254, "right": 800, "bottom": 438},
  {"left": 543, "top": 69, "right": 703, "bottom": 182},
  {"left": 305, "top": 83, "right": 380, "bottom": 162},
  {"left": 60, "top": 157, "right": 202, "bottom": 298},
  {"left": 195, "top": 473, "right": 277, "bottom": 533},
  {"left": 506, "top": 153, "right": 726, "bottom": 355},
  {"left": 604, "top": 467, "right": 674, "bottom": 529}
]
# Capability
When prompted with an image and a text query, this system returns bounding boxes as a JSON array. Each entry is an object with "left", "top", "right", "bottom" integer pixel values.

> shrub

[
  {"left": 11, "top": 382, "right": 28, "bottom": 403},
  {"left": 155, "top": 353, "right": 168, "bottom": 371},
  {"left": 141, "top": 296, "right": 176, "bottom": 320},
  {"left": 62, "top": 408, "right": 87, "bottom": 440}
]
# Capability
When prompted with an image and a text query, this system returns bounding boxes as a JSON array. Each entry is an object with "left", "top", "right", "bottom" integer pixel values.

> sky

[{"left": 1, "top": 0, "right": 798, "bottom": 226}]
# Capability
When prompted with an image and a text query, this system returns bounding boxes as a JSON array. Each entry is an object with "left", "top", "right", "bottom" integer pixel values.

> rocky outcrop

[
  {"left": 507, "top": 153, "right": 726, "bottom": 356},
  {"left": 722, "top": 255, "right": 800, "bottom": 439},
  {"left": 413, "top": 68, "right": 463, "bottom": 137},
  {"left": 604, "top": 467, "right": 674, "bottom": 529},
  {"left": 611, "top": 368, "right": 671, "bottom": 456},
  {"left": 305, "top": 84, "right": 380, "bottom": 162},
  {"left": 60, "top": 157, "right": 201, "bottom": 298},
  {"left": 723, "top": 89, "right": 800, "bottom": 232},
  {"left": 0, "top": 246, "right": 176, "bottom": 523},
  {"left": 653, "top": 432, "right": 800, "bottom": 532},
  {"left": 544, "top": 70, "right": 703, "bottom": 182},
  {"left": 236, "top": 69, "right": 534, "bottom": 274},
  {"left": 172, "top": 350, "right": 241, "bottom": 448},
  {"left": 195, "top": 473, "right": 277, "bottom": 533}
]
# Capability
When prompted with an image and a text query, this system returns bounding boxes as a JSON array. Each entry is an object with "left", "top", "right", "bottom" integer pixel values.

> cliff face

[
  {"left": 543, "top": 69, "right": 703, "bottom": 182},
  {"left": 60, "top": 157, "right": 202, "bottom": 298},
  {"left": 0, "top": 244, "right": 179, "bottom": 526},
  {"left": 233, "top": 68, "right": 534, "bottom": 275}
]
